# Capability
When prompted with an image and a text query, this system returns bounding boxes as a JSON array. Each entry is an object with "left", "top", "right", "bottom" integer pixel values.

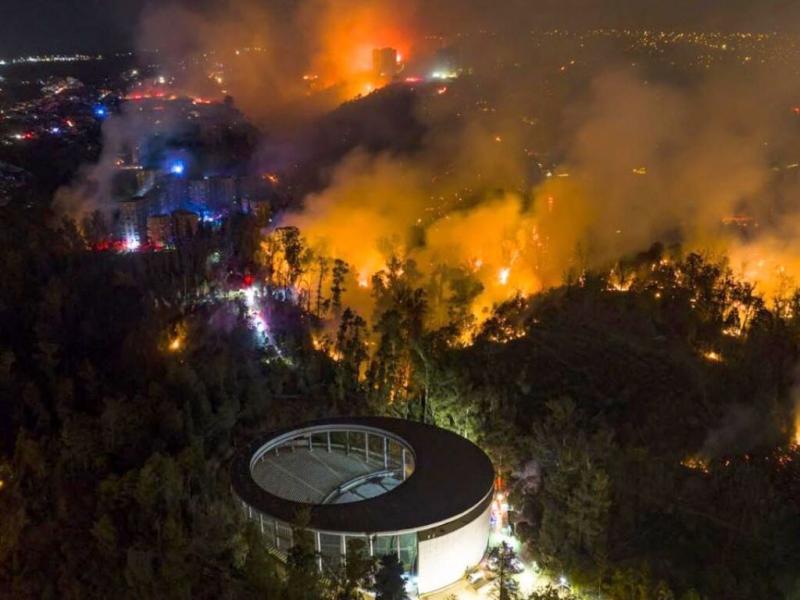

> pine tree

[{"left": 487, "top": 542, "right": 523, "bottom": 600}]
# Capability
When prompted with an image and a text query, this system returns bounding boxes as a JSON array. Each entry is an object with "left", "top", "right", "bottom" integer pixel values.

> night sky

[
  {"left": 1, "top": 0, "right": 800, "bottom": 56},
  {"left": 0, "top": 0, "right": 144, "bottom": 55}
]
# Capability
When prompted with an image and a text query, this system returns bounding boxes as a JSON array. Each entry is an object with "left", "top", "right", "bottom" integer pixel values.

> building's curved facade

[{"left": 230, "top": 417, "right": 495, "bottom": 595}]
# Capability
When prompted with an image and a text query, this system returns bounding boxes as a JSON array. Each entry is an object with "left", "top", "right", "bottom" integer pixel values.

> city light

[{"left": 124, "top": 235, "right": 140, "bottom": 252}]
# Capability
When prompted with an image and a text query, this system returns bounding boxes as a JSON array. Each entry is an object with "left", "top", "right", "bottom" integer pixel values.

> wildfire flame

[
  {"left": 681, "top": 455, "right": 710, "bottom": 474},
  {"left": 167, "top": 323, "right": 187, "bottom": 353},
  {"left": 793, "top": 413, "right": 800, "bottom": 447},
  {"left": 498, "top": 267, "right": 511, "bottom": 286}
]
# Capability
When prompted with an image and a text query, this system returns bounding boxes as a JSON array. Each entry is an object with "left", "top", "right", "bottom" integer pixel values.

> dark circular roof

[{"left": 231, "top": 417, "right": 495, "bottom": 533}]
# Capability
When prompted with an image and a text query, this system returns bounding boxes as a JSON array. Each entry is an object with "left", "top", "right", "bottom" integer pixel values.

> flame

[
  {"left": 498, "top": 267, "right": 511, "bottom": 286},
  {"left": 167, "top": 323, "right": 187, "bottom": 352},
  {"left": 793, "top": 413, "right": 800, "bottom": 447},
  {"left": 681, "top": 455, "right": 710, "bottom": 474},
  {"left": 305, "top": 1, "right": 414, "bottom": 99}
]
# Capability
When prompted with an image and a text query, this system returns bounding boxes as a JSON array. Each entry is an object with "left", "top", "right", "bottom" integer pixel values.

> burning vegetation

[{"left": 9, "top": 0, "right": 800, "bottom": 598}]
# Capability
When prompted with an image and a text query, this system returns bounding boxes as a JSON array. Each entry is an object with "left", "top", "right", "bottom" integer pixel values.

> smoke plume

[{"left": 284, "top": 55, "right": 800, "bottom": 323}]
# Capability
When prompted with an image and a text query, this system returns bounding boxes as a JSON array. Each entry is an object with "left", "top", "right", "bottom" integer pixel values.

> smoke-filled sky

[
  {"left": 48, "top": 0, "right": 800, "bottom": 325},
  {"left": 3, "top": 0, "right": 800, "bottom": 55}
]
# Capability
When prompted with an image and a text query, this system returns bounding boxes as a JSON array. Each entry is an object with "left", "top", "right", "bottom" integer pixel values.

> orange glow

[
  {"left": 304, "top": 1, "right": 415, "bottom": 98},
  {"left": 793, "top": 412, "right": 800, "bottom": 447},
  {"left": 167, "top": 323, "right": 187, "bottom": 353},
  {"left": 498, "top": 267, "right": 511, "bottom": 286},
  {"left": 682, "top": 455, "right": 710, "bottom": 474}
]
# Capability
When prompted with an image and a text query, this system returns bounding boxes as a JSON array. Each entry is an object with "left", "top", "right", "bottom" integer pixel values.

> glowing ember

[
  {"left": 311, "top": 335, "right": 324, "bottom": 351},
  {"left": 681, "top": 455, "right": 710, "bottom": 474},
  {"left": 703, "top": 350, "right": 723, "bottom": 362},
  {"left": 167, "top": 323, "right": 187, "bottom": 353}
]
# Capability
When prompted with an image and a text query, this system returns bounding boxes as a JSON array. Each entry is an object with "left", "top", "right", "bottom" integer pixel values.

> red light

[{"left": 243, "top": 274, "right": 254, "bottom": 287}]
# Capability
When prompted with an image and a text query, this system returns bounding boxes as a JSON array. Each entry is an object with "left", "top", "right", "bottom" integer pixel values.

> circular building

[{"left": 231, "top": 417, "right": 495, "bottom": 595}]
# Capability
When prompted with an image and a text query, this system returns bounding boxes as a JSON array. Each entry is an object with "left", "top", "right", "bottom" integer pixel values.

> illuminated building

[
  {"left": 172, "top": 209, "right": 200, "bottom": 240},
  {"left": 188, "top": 176, "right": 236, "bottom": 212},
  {"left": 208, "top": 176, "right": 236, "bottom": 211},
  {"left": 232, "top": 417, "right": 495, "bottom": 595},
  {"left": 159, "top": 175, "right": 189, "bottom": 213},
  {"left": 117, "top": 195, "right": 153, "bottom": 246},
  {"left": 146, "top": 214, "right": 172, "bottom": 246},
  {"left": 372, "top": 47, "right": 399, "bottom": 80}
]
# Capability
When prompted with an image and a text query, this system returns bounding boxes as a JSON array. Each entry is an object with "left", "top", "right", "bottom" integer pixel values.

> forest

[{"left": 1, "top": 203, "right": 799, "bottom": 600}]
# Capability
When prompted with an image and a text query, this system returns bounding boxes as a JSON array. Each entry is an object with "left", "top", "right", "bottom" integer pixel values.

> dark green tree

[
  {"left": 329, "top": 538, "right": 376, "bottom": 600},
  {"left": 334, "top": 308, "right": 368, "bottom": 402},
  {"left": 373, "top": 553, "right": 408, "bottom": 600},
  {"left": 331, "top": 259, "right": 350, "bottom": 315},
  {"left": 285, "top": 516, "right": 324, "bottom": 600}
]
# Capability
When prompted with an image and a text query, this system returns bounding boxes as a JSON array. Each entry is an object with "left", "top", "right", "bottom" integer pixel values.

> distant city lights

[
  {"left": 430, "top": 70, "right": 458, "bottom": 80},
  {"left": 0, "top": 54, "right": 100, "bottom": 66}
]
